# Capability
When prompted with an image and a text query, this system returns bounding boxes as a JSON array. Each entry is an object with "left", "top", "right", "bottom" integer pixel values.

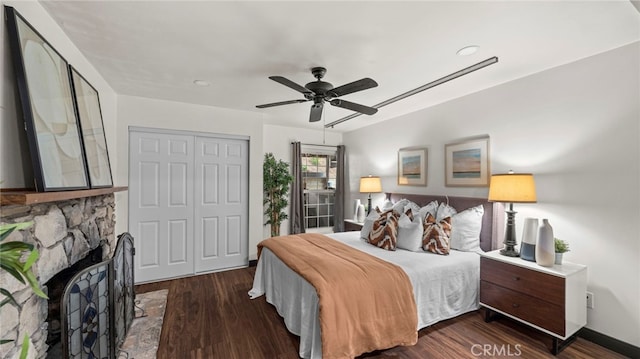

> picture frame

[
  {"left": 69, "top": 66, "right": 114, "bottom": 188},
  {"left": 398, "top": 147, "right": 428, "bottom": 186},
  {"left": 5, "top": 7, "right": 89, "bottom": 191},
  {"left": 445, "top": 136, "right": 490, "bottom": 187}
]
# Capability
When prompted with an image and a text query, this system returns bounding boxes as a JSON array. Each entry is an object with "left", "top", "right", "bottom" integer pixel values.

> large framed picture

[
  {"left": 5, "top": 7, "right": 89, "bottom": 191},
  {"left": 445, "top": 136, "right": 490, "bottom": 187},
  {"left": 398, "top": 147, "right": 428, "bottom": 186},
  {"left": 70, "top": 66, "right": 113, "bottom": 188}
]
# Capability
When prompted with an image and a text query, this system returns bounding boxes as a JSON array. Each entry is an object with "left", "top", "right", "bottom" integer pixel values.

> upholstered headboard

[{"left": 388, "top": 193, "right": 504, "bottom": 252}]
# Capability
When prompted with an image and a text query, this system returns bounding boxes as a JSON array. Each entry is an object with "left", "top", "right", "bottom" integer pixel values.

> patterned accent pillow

[
  {"left": 367, "top": 210, "right": 399, "bottom": 251},
  {"left": 422, "top": 213, "right": 452, "bottom": 255}
]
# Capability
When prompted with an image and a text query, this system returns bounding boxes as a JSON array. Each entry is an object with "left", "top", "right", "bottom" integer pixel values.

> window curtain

[
  {"left": 333, "top": 145, "right": 346, "bottom": 232},
  {"left": 290, "top": 142, "right": 305, "bottom": 234}
]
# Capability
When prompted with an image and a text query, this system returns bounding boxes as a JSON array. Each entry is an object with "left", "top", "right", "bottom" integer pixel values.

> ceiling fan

[{"left": 256, "top": 67, "right": 379, "bottom": 122}]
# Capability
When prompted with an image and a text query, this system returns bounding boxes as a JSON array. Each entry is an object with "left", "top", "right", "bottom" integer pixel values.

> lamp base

[
  {"left": 500, "top": 247, "right": 520, "bottom": 257},
  {"left": 499, "top": 205, "right": 520, "bottom": 257}
]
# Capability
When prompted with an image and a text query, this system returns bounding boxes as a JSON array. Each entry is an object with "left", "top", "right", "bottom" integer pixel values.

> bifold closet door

[
  {"left": 129, "top": 131, "right": 195, "bottom": 283},
  {"left": 130, "top": 129, "right": 249, "bottom": 283},
  {"left": 194, "top": 137, "right": 248, "bottom": 272}
]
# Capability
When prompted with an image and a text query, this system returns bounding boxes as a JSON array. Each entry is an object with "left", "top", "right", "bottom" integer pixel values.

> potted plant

[
  {"left": 1, "top": 221, "right": 48, "bottom": 359},
  {"left": 554, "top": 238, "right": 570, "bottom": 265},
  {"left": 263, "top": 153, "right": 293, "bottom": 237}
]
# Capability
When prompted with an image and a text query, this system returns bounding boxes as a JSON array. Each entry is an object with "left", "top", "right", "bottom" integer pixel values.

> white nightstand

[{"left": 480, "top": 250, "right": 587, "bottom": 354}]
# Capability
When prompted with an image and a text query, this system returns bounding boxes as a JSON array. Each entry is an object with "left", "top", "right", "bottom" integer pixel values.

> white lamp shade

[{"left": 359, "top": 176, "right": 382, "bottom": 193}]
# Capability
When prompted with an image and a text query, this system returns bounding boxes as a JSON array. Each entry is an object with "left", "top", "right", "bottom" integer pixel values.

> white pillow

[
  {"left": 450, "top": 204, "right": 485, "bottom": 253},
  {"left": 396, "top": 213, "right": 423, "bottom": 252},
  {"left": 403, "top": 200, "right": 421, "bottom": 216},
  {"left": 360, "top": 210, "right": 381, "bottom": 240},
  {"left": 436, "top": 202, "right": 457, "bottom": 223},
  {"left": 381, "top": 199, "right": 394, "bottom": 211},
  {"left": 392, "top": 199, "right": 409, "bottom": 216},
  {"left": 417, "top": 200, "right": 439, "bottom": 223}
]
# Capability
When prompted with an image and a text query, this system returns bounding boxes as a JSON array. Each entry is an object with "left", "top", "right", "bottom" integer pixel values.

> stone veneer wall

[{"left": 0, "top": 194, "right": 116, "bottom": 359}]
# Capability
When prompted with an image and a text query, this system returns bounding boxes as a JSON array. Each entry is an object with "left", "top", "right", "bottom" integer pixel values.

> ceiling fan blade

[
  {"left": 327, "top": 78, "right": 378, "bottom": 98},
  {"left": 269, "top": 76, "right": 313, "bottom": 95},
  {"left": 309, "top": 102, "right": 323, "bottom": 122},
  {"left": 256, "top": 99, "right": 309, "bottom": 108},
  {"left": 330, "top": 99, "right": 378, "bottom": 115}
]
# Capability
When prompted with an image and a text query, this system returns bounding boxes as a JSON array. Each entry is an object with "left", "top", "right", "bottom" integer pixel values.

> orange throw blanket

[{"left": 258, "top": 233, "right": 418, "bottom": 358}]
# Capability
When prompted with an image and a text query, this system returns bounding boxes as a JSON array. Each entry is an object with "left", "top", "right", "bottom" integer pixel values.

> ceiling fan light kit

[{"left": 256, "top": 66, "right": 379, "bottom": 122}]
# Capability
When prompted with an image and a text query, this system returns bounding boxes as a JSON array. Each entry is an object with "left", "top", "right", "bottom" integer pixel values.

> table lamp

[
  {"left": 359, "top": 175, "right": 382, "bottom": 215},
  {"left": 488, "top": 172, "right": 537, "bottom": 257}
]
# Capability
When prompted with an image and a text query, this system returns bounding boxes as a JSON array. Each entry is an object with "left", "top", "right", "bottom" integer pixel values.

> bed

[{"left": 249, "top": 194, "right": 504, "bottom": 358}]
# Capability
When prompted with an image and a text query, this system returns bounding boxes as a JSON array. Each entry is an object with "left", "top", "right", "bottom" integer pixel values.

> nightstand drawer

[
  {"left": 481, "top": 281, "right": 565, "bottom": 336},
  {"left": 481, "top": 257, "right": 564, "bottom": 306}
]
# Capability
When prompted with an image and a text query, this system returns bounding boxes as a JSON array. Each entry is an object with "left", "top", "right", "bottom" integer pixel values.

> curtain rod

[{"left": 324, "top": 56, "right": 499, "bottom": 128}]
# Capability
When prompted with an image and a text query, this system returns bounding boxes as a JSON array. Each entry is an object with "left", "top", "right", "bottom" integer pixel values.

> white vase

[
  {"left": 520, "top": 218, "right": 538, "bottom": 262},
  {"left": 356, "top": 204, "right": 366, "bottom": 223},
  {"left": 536, "top": 219, "right": 555, "bottom": 267},
  {"left": 354, "top": 199, "right": 361, "bottom": 221}
]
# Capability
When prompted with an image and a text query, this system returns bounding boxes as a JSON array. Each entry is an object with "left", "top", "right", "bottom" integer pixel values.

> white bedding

[{"left": 248, "top": 231, "right": 480, "bottom": 358}]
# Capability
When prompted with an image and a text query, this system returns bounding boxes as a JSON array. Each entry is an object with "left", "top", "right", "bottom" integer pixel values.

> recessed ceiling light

[
  {"left": 193, "top": 80, "right": 210, "bottom": 86},
  {"left": 456, "top": 45, "right": 479, "bottom": 56}
]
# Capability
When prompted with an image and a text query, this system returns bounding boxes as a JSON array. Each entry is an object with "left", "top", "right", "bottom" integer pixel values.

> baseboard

[
  {"left": 249, "top": 259, "right": 257, "bottom": 267},
  {"left": 579, "top": 327, "right": 640, "bottom": 358}
]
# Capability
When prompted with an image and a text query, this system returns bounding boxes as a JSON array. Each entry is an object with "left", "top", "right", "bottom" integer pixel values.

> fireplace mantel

[{"left": 0, "top": 186, "right": 127, "bottom": 206}]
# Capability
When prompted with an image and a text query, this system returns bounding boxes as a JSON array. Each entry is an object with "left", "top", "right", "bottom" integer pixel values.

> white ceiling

[{"left": 39, "top": 1, "right": 640, "bottom": 132}]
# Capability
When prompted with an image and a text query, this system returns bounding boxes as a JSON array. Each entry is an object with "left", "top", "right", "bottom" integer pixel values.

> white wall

[
  {"left": 263, "top": 124, "right": 342, "bottom": 238},
  {"left": 0, "top": 1, "right": 117, "bottom": 188},
  {"left": 344, "top": 42, "right": 640, "bottom": 346},
  {"left": 117, "top": 95, "right": 265, "bottom": 260}
]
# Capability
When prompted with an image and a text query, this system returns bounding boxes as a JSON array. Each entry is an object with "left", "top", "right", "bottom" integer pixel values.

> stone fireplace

[{"left": 0, "top": 192, "right": 119, "bottom": 358}]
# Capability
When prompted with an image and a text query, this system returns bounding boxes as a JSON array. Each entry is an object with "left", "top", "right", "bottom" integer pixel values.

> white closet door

[
  {"left": 194, "top": 136, "right": 249, "bottom": 272},
  {"left": 130, "top": 128, "right": 249, "bottom": 283},
  {"left": 130, "top": 131, "right": 194, "bottom": 282}
]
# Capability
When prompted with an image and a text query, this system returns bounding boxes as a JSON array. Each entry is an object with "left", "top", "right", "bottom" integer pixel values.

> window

[{"left": 301, "top": 152, "right": 337, "bottom": 232}]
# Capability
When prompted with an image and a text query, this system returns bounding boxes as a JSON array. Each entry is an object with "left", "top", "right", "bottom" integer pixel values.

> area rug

[{"left": 119, "top": 289, "right": 169, "bottom": 359}]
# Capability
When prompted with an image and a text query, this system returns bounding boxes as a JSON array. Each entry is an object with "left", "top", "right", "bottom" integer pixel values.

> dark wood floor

[{"left": 136, "top": 267, "right": 627, "bottom": 359}]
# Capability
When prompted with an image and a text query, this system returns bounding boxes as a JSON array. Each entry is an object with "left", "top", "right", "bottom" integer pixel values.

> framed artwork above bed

[
  {"left": 445, "top": 136, "right": 490, "bottom": 187},
  {"left": 398, "top": 147, "right": 428, "bottom": 186}
]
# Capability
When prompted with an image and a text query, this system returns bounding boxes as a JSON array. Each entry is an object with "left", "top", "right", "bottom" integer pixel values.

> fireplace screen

[{"left": 61, "top": 233, "right": 135, "bottom": 359}]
